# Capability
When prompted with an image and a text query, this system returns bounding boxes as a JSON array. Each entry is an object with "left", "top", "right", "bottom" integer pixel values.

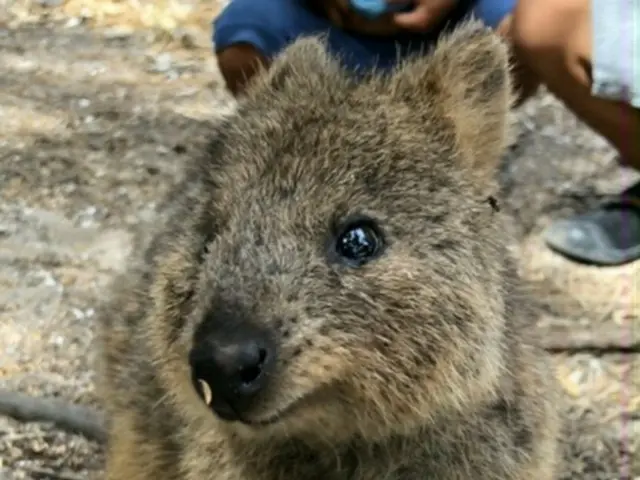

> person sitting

[{"left": 212, "top": 0, "right": 640, "bottom": 266}]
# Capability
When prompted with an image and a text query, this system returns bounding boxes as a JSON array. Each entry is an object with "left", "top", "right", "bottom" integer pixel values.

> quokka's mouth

[
  {"left": 240, "top": 406, "right": 293, "bottom": 427},
  {"left": 194, "top": 377, "right": 302, "bottom": 427},
  {"left": 194, "top": 378, "right": 241, "bottom": 422},
  {"left": 240, "top": 391, "right": 319, "bottom": 427}
]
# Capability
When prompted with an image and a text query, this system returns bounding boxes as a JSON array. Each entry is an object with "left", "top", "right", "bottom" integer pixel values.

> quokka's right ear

[{"left": 389, "top": 20, "right": 515, "bottom": 184}]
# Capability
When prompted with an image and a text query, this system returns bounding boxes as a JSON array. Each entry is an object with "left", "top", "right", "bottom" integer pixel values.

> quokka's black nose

[{"left": 189, "top": 330, "right": 274, "bottom": 421}]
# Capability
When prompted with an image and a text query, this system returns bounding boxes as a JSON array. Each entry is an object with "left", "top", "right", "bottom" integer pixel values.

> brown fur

[{"left": 98, "top": 21, "right": 561, "bottom": 480}]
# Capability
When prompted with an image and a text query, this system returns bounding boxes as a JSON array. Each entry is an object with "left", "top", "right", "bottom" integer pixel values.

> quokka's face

[{"left": 150, "top": 27, "right": 513, "bottom": 441}]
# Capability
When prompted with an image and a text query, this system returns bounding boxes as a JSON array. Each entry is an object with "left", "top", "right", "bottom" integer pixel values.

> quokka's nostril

[
  {"left": 258, "top": 347, "right": 267, "bottom": 364},
  {"left": 239, "top": 347, "right": 268, "bottom": 385}
]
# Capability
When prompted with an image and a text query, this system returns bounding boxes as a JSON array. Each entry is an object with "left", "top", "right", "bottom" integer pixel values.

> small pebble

[
  {"left": 102, "top": 27, "right": 134, "bottom": 40},
  {"left": 151, "top": 53, "right": 173, "bottom": 73}
]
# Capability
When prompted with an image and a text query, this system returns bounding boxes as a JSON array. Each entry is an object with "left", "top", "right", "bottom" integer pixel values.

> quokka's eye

[{"left": 335, "top": 220, "right": 384, "bottom": 267}]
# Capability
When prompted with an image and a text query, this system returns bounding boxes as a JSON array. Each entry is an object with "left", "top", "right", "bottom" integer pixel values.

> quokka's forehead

[{"left": 216, "top": 117, "right": 455, "bottom": 189}]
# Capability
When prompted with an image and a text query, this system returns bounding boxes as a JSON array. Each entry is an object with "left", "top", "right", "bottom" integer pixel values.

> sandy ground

[{"left": 0, "top": 2, "right": 638, "bottom": 479}]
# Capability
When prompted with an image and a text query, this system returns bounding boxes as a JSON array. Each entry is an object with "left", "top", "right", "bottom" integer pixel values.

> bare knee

[
  {"left": 216, "top": 44, "right": 269, "bottom": 97},
  {"left": 512, "top": 0, "right": 591, "bottom": 77}
]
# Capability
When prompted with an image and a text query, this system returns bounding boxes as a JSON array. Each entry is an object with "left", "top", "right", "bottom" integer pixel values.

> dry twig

[
  {"left": 537, "top": 322, "right": 639, "bottom": 354},
  {"left": 0, "top": 389, "right": 106, "bottom": 443}
]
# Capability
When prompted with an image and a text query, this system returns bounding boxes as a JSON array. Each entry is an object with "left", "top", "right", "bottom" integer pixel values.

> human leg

[
  {"left": 212, "top": 0, "right": 523, "bottom": 98},
  {"left": 512, "top": 0, "right": 640, "bottom": 265},
  {"left": 212, "top": 0, "right": 446, "bottom": 96},
  {"left": 467, "top": 0, "right": 539, "bottom": 104},
  {"left": 512, "top": 0, "right": 640, "bottom": 166},
  {"left": 212, "top": 0, "right": 320, "bottom": 95}
]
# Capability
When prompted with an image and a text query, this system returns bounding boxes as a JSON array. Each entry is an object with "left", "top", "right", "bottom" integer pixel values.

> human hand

[
  {"left": 388, "top": 0, "right": 458, "bottom": 32},
  {"left": 326, "top": 0, "right": 406, "bottom": 36}
]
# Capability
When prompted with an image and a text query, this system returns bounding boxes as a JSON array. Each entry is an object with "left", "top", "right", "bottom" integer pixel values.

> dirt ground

[{"left": 0, "top": 2, "right": 638, "bottom": 479}]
